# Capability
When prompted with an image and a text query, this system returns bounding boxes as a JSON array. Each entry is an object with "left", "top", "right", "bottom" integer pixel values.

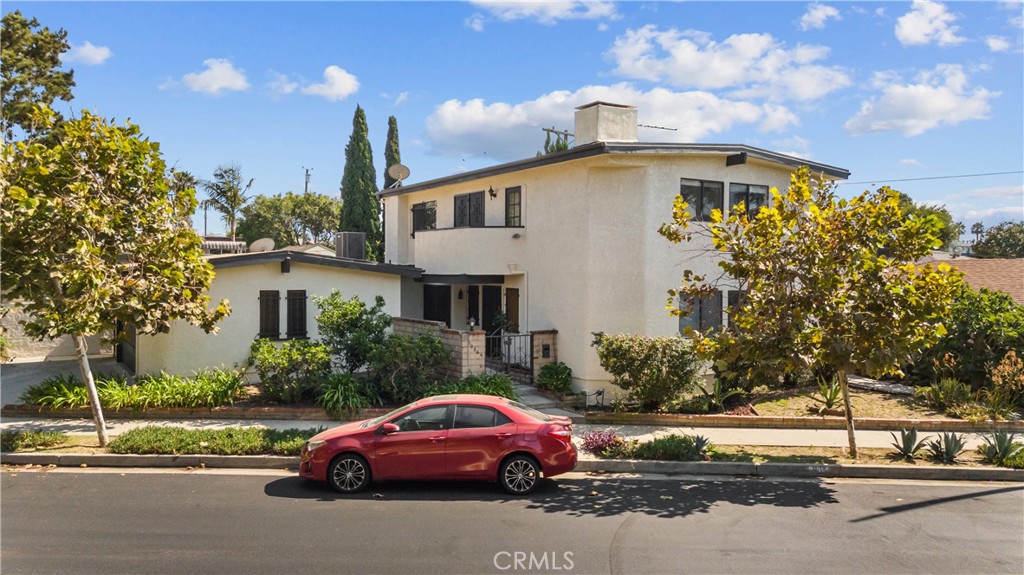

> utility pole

[{"left": 303, "top": 166, "right": 312, "bottom": 194}]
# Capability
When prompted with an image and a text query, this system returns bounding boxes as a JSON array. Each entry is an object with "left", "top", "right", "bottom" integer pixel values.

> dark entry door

[
  {"left": 482, "top": 286, "right": 502, "bottom": 356},
  {"left": 115, "top": 322, "right": 136, "bottom": 374},
  {"left": 467, "top": 285, "right": 480, "bottom": 327},
  {"left": 423, "top": 284, "right": 451, "bottom": 327}
]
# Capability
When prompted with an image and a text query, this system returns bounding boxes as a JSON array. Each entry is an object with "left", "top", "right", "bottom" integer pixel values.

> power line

[{"left": 837, "top": 170, "right": 1023, "bottom": 186}]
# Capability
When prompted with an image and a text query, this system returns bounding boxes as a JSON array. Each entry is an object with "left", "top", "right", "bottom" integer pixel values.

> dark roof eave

[
  {"left": 380, "top": 142, "right": 849, "bottom": 198},
  {"left": 208, "top": 250, "right": 422, "bottom": 277}
]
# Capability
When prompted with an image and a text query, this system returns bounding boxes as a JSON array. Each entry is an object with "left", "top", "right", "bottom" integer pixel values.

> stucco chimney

[{"left": 573, "top": 102, "right": 637, "bottom": 146}]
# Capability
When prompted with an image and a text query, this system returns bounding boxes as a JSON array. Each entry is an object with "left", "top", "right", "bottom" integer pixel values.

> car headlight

[{"left": 305, "top": 439, "right": 327, "bottom": 452}]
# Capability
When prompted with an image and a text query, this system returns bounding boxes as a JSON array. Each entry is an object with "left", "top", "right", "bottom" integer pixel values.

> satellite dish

[
  {"left": 249, "top": 238, "right": 275, "bottom": 252},
  {"left": 387, "top": 163, "right": 411, "bottom": 183}
]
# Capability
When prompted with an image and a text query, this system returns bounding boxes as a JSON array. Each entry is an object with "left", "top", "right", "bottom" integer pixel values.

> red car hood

[{"left": 310, "top": 419, "right": 371, "bottom": 442}]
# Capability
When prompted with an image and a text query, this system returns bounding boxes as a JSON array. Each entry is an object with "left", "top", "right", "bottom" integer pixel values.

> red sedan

[{"left": 299, "top": 394, "right": 577, "bottom": 495}]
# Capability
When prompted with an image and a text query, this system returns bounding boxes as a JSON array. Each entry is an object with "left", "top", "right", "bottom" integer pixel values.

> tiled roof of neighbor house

[
  {"left": 380, "top": 141, "right": 850, "bottom": 198},
  {"left": 926, "top": 257, "right": 1024, "bottom": 305},
  {"left": 206, "top": 248, "right": 422, "bottom": 277}
]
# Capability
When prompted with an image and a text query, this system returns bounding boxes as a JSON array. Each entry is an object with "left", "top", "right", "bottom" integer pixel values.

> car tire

[
  {"left": 499, "top": 454, "right": 540, "bottom": 495},
  {"left": 328, "top": 454, "right": 371, "bottom": 494}
]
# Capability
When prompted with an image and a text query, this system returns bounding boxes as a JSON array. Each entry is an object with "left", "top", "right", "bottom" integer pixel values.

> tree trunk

[
  {"left": 73, "top": 334, "right": 109, "bottom": 447},
  {"left": 838, "top": 368, "right": 857, "bottom": 458}
]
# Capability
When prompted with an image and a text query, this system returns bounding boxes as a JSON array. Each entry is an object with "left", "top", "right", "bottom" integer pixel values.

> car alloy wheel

[
  {"left": 500, "top": 455, "right": 539, "bottom": 495},
  {"left": 329, "top": 454, "right": 370, "bottom": 494}
]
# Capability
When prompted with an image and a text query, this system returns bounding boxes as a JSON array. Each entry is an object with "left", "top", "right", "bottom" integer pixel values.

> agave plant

[
  {"left": 977, "top": 431, "right": 1024, "bottom": 466},
  {"left": 696, "top": 380, "right": 743, "bottom": 413},
  {"left": 811, "top": 374, "right": 842, "bottom": 413},
  {"left": 691, "top": 434, "right": 714, "bottom": 461},
  {"left": 927, "top": 432, "right": 966, "bottom": 464},
  {"left": 890, "top": 428, "right": 929, "bottom": 460}
]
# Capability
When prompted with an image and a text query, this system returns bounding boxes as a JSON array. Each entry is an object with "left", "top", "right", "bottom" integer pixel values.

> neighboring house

[
  {"left": 380, "top": 102, "right": 850, "bottom": 392},
  {"left": 0, "top": 304, "right": 111, "bottom": 362},
  {"left": 126, "top": 248, "right": 420, "bottom": 376},
  {"left": 921, "top": 256, "right": 1024, "bottom": 305}
]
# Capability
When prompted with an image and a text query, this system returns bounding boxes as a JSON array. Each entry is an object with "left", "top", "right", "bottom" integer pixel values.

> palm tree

[
  {"left": 971, "top": 222, "right": 985, "bottom": 243},
  {"left": 202, "top": 164, "right": 253, "bottom": 240}
]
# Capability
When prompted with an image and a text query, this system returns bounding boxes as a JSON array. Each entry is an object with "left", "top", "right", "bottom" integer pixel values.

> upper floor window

[
  {"left": 729, "top": 183, "right": 768, "bottom": 215},
  {"left": 679, "top": 292, "right": 723, "bottom": 334},
  {"left": 505, "top": 186, "right": 522, "bottom": 227},
  {"left": 455, "top": 191, "right": 485, "bottom": 228},
  {"left": 680, "top": 178, "right": 723, "bottom": 222},
  {"left": 412, "top": 201, "right": 437, "bottom": 232},
  {"left": 726, "top": 289, "right": 748, "bottom": 327}
]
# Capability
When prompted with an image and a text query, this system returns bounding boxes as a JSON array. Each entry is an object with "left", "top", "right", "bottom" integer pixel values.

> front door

[
  {"left": 423, "top": 284, "right": 451, "bottom": 327},
  {"left": 374, "top": 405, "right": 451, "bottom": 480},
  {"left": 482, "top": 285, "right": 502, "bottom": 356}
]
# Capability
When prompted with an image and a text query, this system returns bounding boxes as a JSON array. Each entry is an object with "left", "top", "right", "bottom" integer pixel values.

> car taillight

[{"left": 548, "top": 428, "right": 572, "bottom": 447}]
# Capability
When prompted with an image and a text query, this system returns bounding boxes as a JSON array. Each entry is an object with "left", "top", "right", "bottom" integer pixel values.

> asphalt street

[{"left": 2, "top": 469, "right": 1021, "bottom": 575}]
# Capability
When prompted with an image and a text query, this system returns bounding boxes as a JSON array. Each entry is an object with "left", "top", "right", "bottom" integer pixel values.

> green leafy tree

[
  {"left": 339, "top": 105, "right": 381, "bottom": 260},
  {"left": 971, "top": 222, "right": 985, "bottom": 243},
  {"left": 314, "top": 290, "right": 391, "bottom": 373},
  {"left": 910, "top": 286, "right": 1024, "bottom": 387},
  {"left": 973, "top": 221, "right": 1024, "bottom": 258},
  {"left": 1, "top": 107, "right": 230, "bottom": 445},
  {"left": 202, "top": 164, "right": 253, "bottom": 240},
  {"left": 541, "top": 128, "right": 570, "bottom": 155},
  {"left": 660, "top": 167, "right": 961, "bottom": 457},
  {"left": 237, "top": 191, "right": 341, "bottom": 248},
  {"left": 1, "top": 11, "right": 75, "bottom": 139},
  {"left": 895, "top": 192, "right": 964, "bottom": 250}
]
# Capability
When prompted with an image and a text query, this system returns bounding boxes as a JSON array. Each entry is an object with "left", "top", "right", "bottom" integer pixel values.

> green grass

[
  {"left": 107, "top": 426, "right": 318, "bottom": 456},
  {"left": 1, "top": 430, "right": 69, "bottom": 452}
]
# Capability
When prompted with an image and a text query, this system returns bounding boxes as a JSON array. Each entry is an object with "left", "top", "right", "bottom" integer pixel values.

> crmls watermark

[{"left": 493, "top": 551, "right": 575, "bottom": 571}]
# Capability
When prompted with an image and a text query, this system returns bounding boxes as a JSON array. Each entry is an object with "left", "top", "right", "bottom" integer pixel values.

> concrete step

[
  {"left": 538, "top": 406, "right": 585, "bottom": 424},
  {"left": 516, "top": 393, "right": 560, "bottom": 409}
]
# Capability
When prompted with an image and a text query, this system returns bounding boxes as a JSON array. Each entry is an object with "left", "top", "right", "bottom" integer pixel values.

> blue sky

[{"left": 10, "top": 1, "right": 1024, "bottom": 237}]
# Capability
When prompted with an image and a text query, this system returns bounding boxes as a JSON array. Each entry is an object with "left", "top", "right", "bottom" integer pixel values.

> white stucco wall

[
  {"left": 134, "top": 261, "right": 402, "bottom": 376},
  {"left": 385, "top": 152, "right": 832, "bottom": 393}
]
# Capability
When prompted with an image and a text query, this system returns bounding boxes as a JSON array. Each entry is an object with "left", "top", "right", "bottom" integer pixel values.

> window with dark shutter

[
  {"left": 455, "top": 191, "right": 485, "bottom": 228},
  {"left": 286, "top": 290, "right": 307, "bottom": 339},
  {"left": 505, "top": 186, "right": 522, "bottom": 227},
  {"left": 258, "top": 290, "right": 280, "bottom": 339},
  {"left": 454, "top": 194, "right": 470, "bottom": 227},
  {"left": 679, "top": 291, "right": 723, "bottom": 334}
]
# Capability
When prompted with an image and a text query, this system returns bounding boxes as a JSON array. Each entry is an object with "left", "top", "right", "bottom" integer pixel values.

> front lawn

[{"left": 749, "top": 387, "right": 945, "bottom": 420}]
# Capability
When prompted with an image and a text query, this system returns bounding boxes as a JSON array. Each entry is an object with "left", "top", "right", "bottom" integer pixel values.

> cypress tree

[
  {"left": 339, "top": 105, "right": 381, "bottom": 260},
  {"left": 383, "top": 115, "right": 402, "bottom": 190}
]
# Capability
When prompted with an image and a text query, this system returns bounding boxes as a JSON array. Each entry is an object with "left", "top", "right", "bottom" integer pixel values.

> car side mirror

[{"left": 380, "top": 423, "right": 400, "bottom": 434}]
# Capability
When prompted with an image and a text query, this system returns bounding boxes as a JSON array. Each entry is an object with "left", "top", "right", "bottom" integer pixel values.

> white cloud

[
  {"left": 899, "top": 158, "right": 922, "bottom": 166},
  {"left": 301, "top": 65, "right": 359, "bottom": 101},
  {"left": 986, "top": 36, "right": 1011, "bottom": 52},
  {"left": 424, "top": 83, "right": 797, "bottom": 161},
  {"left": 965, "top": 185, "right": 1024, "bottom": 199},
  {"left": 964, "top": 205, "right": 1024, "bottom": 220},
  {"left": 895, "top": 0, "right": 965, "bottom": 47},
  {"left": 771, "top": 135, "right": 814, "bottom": 160},
  {"left": 465, "top": 13, "right": 485, "bottom": 32},
  {"left": 62, "top": 41, "right": 112, "bottom": 65},
  {"left": 267, "top": 71, "right": 298, "bottom": 96},
  {"left": 800, "top": 3, "right": 841, "bottom": 31},
  {"left": 181, "top": 58, "right": 250, "bottom": 95},
  {"left": 394, "top": 91, "right": 410, "bottom": 105},
  {"left": 844, "top": 64, "right": 997, "bottom": 136},
  {"left": 470, "top": 1, "right": 619, "bottom": 25},
  {"left": 607, "top": 26, "right": 850, "bottom": 101}
]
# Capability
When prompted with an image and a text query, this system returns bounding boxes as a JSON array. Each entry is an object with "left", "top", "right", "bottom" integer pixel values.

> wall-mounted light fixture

[
  {"left": 488, "top": 186, "right": 498, "bottom": 199},
  {"left": 512, "top": 233, "right": 522, "bottom": 239},
  {"left": 457, "top": 289, "right": 464, "bottom": 300}
]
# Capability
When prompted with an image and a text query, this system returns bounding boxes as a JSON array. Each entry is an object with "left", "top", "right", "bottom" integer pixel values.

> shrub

[
  {"left": 19, "top": 370, "right": 245, "bottom": 410},
  {"left": 536, "top": 362, "right": 573, "bottom": 394},
  {"left": 20, "top": 374, "right": 88, "bottom": 408},
  {"left": 631, "top": 434, "right": 711, "bottom": 461},
  {"left": 909, "top": 287, "right": 1024, "bottom": 388},
  {"left": 369, "top": 334, "right": 450, "bottom": 403},
  {"left": 580, "top": 429, "right": 625, "bottom": 457},
  {"left": 314, "top": 291, "right": 391, "bottom": 373},
  {"left": 916, "top": 378, "right": 973, "bottom": 412},
  {"left": 423, "top": 373, "right": 518, "bottom": 400},
  {"left": 1003, "top": 450, "right": 1024, "bottom": 469},
  {"left": 889, "top": 428, "right": 929, "bottom": 460},
  {"left": 0, "top": 430, "right": 68, "bottom": 452},
  {"left": 990, "top": 350, "right": 1024, "bottom": 405},
  {"left": 927, "top": 432, "right": 966, "bottom": 464},
  {"left": 977, "top": 431, "right": 1024, "bottom": 466},
  {"left": 591, "top": 333, "right": 699, "bottom": 411},
  {"left": 249, "top": 338, "right": 332, "bottom": 404},
  {"left": 107, "top": 426, "right": 318, "bottom": 456},
  {"left": 317, "top": 373, "right": 369, "bottom": 418}
]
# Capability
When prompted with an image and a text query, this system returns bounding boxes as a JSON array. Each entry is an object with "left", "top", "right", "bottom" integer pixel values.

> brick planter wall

[{"left": 392, "top": 317, "right": 486, "bottom": 379}]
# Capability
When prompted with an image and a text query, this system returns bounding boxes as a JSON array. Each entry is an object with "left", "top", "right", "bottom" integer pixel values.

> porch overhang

[{"left": 417, "top": 274, "right": 505, "bottom": 285}]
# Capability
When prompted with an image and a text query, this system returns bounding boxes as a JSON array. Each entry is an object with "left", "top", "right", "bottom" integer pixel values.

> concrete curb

[
  {"left": 4, "top": 453, "right": 1022, "bottom": 482},
  {"left": 583, "top": 413, "right": 1024, "bottom": 432}
]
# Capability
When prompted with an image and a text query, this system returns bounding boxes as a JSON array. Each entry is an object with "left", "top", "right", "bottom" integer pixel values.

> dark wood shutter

[
  {"left": 286, "top": 290, "right": 307, "bottom": 339},
  {"left": 700, "top": 291, "right": 723, "bottom": 332},
  {"left": 469, "top": 191, "right": 485, "bottom": 227},
  {"left": 454, "top": 194, "right": 470, "bottom": 227},
  {"left": 258, "top": 290, "right": 280, "bottom": 339}
]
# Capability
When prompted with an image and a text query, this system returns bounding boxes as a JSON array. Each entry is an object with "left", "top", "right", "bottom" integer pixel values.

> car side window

[
  {"left": 453, "top": 405, "right": 513, "bottom": 429},
  {"left": 392, "top": 405, "right": 450, "bottom": 432}
]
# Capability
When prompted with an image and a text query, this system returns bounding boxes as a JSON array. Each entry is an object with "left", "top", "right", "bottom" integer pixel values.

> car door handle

[
  {"left": 429, "top": 436, "right": 446, "bottom": 443},
  {"left": 494, "top": 433, "right": 512, "bottom": 439}
]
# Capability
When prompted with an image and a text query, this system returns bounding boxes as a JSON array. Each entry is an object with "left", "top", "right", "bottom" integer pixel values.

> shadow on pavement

[
  {"left": 850, "top": 484, "right": 1024, "bottom": 523},
  {"left": 263, "top": 474, "right": 839, "bottom": 518}
]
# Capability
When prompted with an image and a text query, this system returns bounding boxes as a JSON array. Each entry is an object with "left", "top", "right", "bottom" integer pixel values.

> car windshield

[
  {"left": 361, "top": 401, "right": 417, "bottom": 428},
  {"left": 505, "top": 400, "right": 552, "bottom": 422}
]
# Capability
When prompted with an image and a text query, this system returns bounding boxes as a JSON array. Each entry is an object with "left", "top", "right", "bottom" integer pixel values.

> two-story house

[{"left": 381, "top": 102, "right": 850, "bottom": 393}]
